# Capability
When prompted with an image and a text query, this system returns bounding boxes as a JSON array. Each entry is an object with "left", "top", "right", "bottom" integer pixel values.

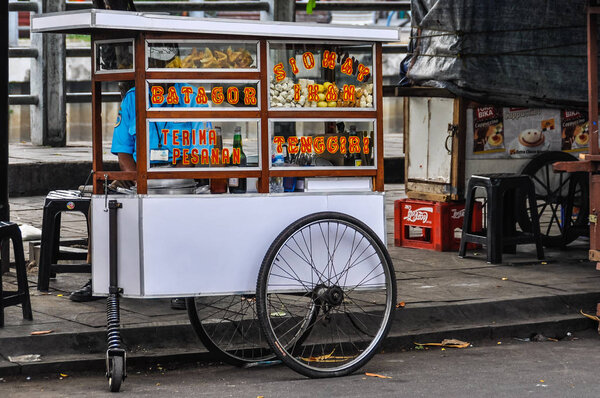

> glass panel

[
  {"left": 146, "top": 119, "right": 260, "bottom": 170},
  {"left": 146, "top": 41, "right": 258, "bottom": 70},
  {"left": 146, "top": 81, "right": 259, "bottom": 110},
  {"left": 270, "top": 120, "right": 376, "bottom": 168},
  {"left": 268, "top": 42, "right": 374, "bottom": 109},
  {"left": 95, "top": 40, "right": 134, "bottom": 72}
]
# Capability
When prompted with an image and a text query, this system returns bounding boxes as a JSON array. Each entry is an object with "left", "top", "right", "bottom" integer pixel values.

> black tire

[
  {"left": 256, "top": 212, "right": 396, "bottom": 378},
  {"left": 518, "top": 151, "right": 589, "bottom": 247},
  {"left": 187, "top": 295, "right": 276, "bottom": 366},
  {"left": 107, "top": 355, "right": 124, "bottom": 393}
]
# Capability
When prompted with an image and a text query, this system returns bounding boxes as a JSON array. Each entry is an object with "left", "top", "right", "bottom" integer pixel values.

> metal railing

[{"left": 295, "top": 1, "right": 410, "bottom": 11}]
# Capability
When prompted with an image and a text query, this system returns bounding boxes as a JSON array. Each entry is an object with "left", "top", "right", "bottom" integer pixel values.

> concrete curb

[{"left": 1, "top": 292, "right": 597, "bottom": 377}]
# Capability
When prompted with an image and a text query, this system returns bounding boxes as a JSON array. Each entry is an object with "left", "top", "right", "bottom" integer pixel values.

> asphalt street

[{"left": 2, "top": 330, "right": 600, "bottom": 397}]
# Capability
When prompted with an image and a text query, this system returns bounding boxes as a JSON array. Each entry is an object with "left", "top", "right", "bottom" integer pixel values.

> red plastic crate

[{"left": 394, "top": 199, "right": 482, "bottom": 252}]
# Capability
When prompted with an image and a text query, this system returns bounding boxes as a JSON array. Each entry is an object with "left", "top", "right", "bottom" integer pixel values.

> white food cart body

[{"left": 92, "top": 192, "right": 386, "bottom": 298}]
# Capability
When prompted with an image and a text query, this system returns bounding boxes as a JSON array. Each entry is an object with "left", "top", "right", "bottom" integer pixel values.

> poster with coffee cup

[
  {"left": 470, "top": 106, "right": 505, "bottom": 156},
  {"left": 504, "top": 107, "right": 561, "bottom": 158},
  {"left": 561, "top": 110, "right": 589, "bottom": 152}
]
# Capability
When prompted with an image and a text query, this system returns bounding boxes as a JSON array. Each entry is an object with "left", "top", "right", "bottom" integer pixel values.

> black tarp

[{"left": 404, "top": 0, "right": 593, "bottom": 108}]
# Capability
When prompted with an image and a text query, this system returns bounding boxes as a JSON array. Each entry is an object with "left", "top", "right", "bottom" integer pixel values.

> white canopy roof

[{"left": 31, "top": 9, "right": 400, "bottom": 42}]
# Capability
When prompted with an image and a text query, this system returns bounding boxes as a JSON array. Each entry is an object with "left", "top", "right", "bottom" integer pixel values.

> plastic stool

[
  {"left": 459, "top": 174, "right": 544, "bottom": 264},
  {"left": 0, "top": 221, "right": 33, "bottom": 327},
  {"left": 38, "top": 191, "right": 91, "bottom": 291}
]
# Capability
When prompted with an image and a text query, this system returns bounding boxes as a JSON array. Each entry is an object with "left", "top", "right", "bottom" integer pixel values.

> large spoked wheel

[
  {"left": 187, "top": 295, "right": 276, "bottom": 366},
  {"left": 256, "top": 212, "right": 396, "bottom": 378},
  {"left": 107, "top": 355, "right": 124, "bottom": 393},
  {"left": 518, "top": 151, "right": 589, "bottom": 247}
]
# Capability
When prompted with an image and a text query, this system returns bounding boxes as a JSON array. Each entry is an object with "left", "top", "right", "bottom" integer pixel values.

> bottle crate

[{"left": 394, "top": 199, "right": 482, "bottom": 252}]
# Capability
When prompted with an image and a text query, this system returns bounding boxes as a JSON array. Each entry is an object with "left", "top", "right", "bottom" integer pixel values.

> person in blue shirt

[{"left": 110, "top": 84, "right": 212, "bottom": 189}]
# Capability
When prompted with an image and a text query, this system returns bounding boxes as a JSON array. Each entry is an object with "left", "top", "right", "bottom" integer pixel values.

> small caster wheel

[{"left": 107, "top": 355, "right": 125, "bottom": 392}]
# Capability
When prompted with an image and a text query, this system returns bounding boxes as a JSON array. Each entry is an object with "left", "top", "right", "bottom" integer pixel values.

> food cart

[{"left": 32, "top": 10, "right": 399, "bottom": 392}]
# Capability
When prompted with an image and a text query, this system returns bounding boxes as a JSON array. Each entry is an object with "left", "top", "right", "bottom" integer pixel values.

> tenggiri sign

[{"left": 155, "top": 128, "right": 371, "bottom": 166}]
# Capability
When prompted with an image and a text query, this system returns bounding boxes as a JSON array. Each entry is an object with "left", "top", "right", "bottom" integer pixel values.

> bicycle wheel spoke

[
  {"left": 190, "top": 294, "right": 274, "bottom": 366},
  {"left": 531, "top": 174, "right": 548, "bottom": 192},
  {"left": 258, "top": 213, "right": 395, "bottom": 377}
]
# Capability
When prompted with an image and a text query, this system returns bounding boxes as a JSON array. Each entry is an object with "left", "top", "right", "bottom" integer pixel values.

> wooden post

[
  {"left": 134, "top": 33, "right": 147, "bottom": 194},
  {"left": 375, "top": 42, "right": 384, "bottom": 191},
  {"left": 259, "top": 39, "right": 269, "bottom": 193}
]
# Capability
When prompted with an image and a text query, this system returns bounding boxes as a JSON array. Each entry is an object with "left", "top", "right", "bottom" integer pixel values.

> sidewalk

[{"left": 1, "top": 183, "right": 599, "bottom": 376}]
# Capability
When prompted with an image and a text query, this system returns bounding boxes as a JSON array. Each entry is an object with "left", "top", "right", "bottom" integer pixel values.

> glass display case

[
  {"left": 268, "top": 42, "right": 374, "bottom": 110},
  {"left": 146, "top": 40, "right": 259, "bottom": 70},
  {"left": 145, "top": 119, "right": 260, "bottom": 171},
  {"left": 81, "top": 22, "right": 391, "bottom": 194},
  {"left": 95, "top": 39, "right": 134, "bottom": 73},
  {"left": 270, "top": 119, "right": 376, "bottom": 168}
]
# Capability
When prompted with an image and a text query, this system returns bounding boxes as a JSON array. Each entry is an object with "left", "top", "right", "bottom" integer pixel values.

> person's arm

[
  {"left": 110, "top": 89, "right": 137, "bottom": 189},
  {"left": 118, "top": 153, "right": 136, "bottom": 171}
]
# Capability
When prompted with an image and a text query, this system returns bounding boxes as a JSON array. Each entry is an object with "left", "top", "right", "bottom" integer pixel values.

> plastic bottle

[{"left": 270, "top": 152, "right": 285, "bottom": 193}]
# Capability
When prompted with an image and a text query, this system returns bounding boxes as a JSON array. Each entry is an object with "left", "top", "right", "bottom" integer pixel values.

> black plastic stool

[
  {"left": 0, "top": 221, "right": 33, "bottom": 327},
  {"left": 459, "top": 174, "right": 544, "bottom": 264},
  {"left": 38, "top": 191, "right": 91, "bottom": 291}
]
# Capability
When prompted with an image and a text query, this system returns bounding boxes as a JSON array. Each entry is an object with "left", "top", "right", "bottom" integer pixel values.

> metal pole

[
  {"left": 1, "top": 1, "right": 9, "bottom": 274},
  {"left": 1, "top": 0, "right": 9, "bottom": 222}
]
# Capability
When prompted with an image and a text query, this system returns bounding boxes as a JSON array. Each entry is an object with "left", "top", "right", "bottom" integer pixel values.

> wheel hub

[
  {"left": 326, "top": 286, "right": 344, "bottom": 306},
  {"left": 314, "top": 284, "right": 344, "bottom": 306}
]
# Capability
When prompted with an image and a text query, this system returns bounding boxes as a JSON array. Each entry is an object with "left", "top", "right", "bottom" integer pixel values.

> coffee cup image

[
  {"left": 518, "top": 128, "right": 545, "bottom": 148},
  {"left": 574, "top": 123, "right": 590, "bottom": 146},
  {"left": 485, "top": 124, "right": 504, "bottom": 147}
]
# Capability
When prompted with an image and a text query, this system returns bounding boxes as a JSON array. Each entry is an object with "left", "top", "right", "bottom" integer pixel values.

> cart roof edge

[{"left": 31, "top": 9, "right": 401, "bottom": 42}]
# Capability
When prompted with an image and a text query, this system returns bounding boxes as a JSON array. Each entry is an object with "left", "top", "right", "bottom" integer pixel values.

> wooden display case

[{"left": 33, "top": 10, "right": 400, "bottom": 194}]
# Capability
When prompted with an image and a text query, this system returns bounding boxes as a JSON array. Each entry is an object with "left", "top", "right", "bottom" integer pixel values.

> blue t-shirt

[{"left": 111, "top": 87, "right": 211, "bottom": 163}]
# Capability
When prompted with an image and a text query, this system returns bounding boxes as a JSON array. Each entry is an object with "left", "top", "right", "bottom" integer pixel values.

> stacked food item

[
  {"left": 269, "top": 77, "right": 373, "bottom": 108},
  {"left": 166, "top": 46, "right": 254, "bottom": 69},
  {"left": 270, "top": 77, "right": 298, "bottom": 107}
]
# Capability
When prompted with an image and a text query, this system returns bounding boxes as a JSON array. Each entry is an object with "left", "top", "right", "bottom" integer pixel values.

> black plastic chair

[
  {"left": 459, "top": 174, "right": 544, "bottom": 264},
  {"left": 37, "top": 191, "right": 91, "bottom": 291},
  {"left": 0, "top": 221, "right": 33, "bottom": 327}
]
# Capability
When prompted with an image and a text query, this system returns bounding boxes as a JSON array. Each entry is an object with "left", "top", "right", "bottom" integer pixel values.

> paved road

[{"left": 2, "top": 330, "right": 600, "bottom": 397}]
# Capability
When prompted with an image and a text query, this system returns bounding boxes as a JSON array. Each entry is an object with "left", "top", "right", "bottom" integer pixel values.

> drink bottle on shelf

[
  {"left": 270, "top": 140, "right": 285, "bottom": 193},
  {"left": 229, "top": 126, "right": 247, "bottom": 193},
  {"left": 353, "top": 130, "right": 363, "bottom": 167},
  {"left": 210, "top": 126, "right": 228, "bottom": 194},
  {"left": 344, "top": 125, "right": 358, "bottom": 166}
]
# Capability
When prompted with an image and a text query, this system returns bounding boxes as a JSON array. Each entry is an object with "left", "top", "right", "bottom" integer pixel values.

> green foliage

[
  {"left": 66, "top": 34, "right": 91, "bottom": 42},
  {"left": 306, "top": 0, "right": 317, "bottom": 14}
]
